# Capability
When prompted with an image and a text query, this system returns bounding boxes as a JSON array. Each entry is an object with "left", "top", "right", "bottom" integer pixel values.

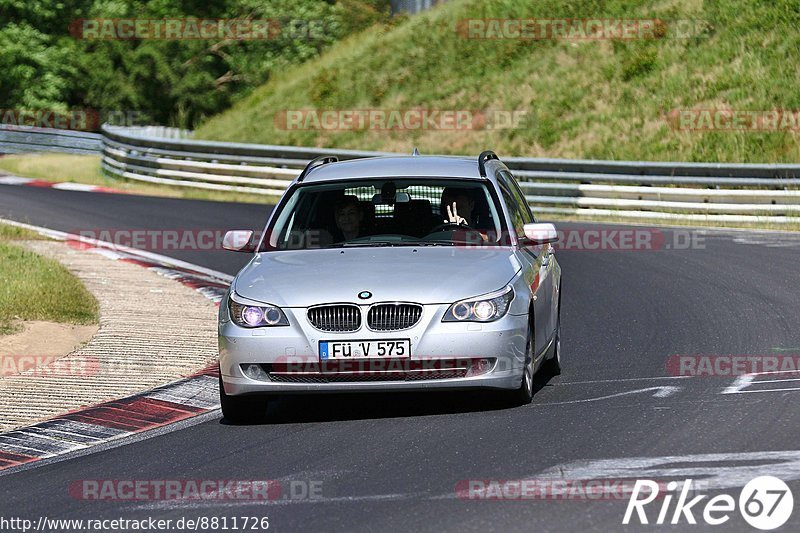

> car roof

[{"left": 298, "top": 155, "right": 499, "bottom": 184}]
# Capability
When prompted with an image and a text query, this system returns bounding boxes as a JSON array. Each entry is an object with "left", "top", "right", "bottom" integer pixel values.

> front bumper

[{"left": 219, "top": 303, "right": 528, "bottom": 395}]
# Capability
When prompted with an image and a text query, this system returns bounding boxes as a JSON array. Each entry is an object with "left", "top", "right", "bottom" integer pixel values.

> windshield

[{"left": 260, "top": 178, "right": 506, "bottom": 251}]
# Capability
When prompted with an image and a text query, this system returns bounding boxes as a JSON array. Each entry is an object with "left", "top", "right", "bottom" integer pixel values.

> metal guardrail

[
  {"left": 98, "top": 125, "right": 800, "bottom": 223},
  {"left": 3, "top": 124, "right": 800, "bottom": 224},
  {"left": 0, "top": 127, "right": 103, "bottom": 155}
]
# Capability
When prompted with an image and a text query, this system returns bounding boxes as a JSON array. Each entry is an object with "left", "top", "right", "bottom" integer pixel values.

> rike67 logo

[{"left": 624, "top": 476, "right": 793, "bottom": 530}]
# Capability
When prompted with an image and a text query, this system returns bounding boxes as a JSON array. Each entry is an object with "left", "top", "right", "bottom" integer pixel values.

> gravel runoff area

[{"left": 0, "top": 239, "right": 219, "bottom": 431}]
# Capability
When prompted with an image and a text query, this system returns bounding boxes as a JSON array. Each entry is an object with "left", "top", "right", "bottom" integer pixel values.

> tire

[
  {"left": 544, "top": 318, "right": 562, "bottom": 376},
  {"left": 219, "top": 372, "right": 269, "bottom": 423},
  {"left": 508, "top": 321, "right": 535, "bottom": 405}
]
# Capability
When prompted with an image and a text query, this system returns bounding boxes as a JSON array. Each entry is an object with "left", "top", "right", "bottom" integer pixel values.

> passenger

[
  {"left": 441, "top": 187, "right": 476, "bottom": 226},
  {"left": 333, "top": 196, "right": 364, "bottom": 241}
]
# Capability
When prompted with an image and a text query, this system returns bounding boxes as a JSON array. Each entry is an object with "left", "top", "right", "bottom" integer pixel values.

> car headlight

[
  {"left": 442, "top": 286, "right": 514, "bottom": 323},
  {"left": 228, "top": 294, "right": 289, "bottom": 327}
]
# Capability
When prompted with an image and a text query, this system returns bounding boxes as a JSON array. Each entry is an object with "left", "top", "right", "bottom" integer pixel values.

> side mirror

[
  {"left": 522, "top": 223, "right": 558, "bottom": 245},
  {"left": 222, "top": 230, "right": 256, "bottom": 252}
]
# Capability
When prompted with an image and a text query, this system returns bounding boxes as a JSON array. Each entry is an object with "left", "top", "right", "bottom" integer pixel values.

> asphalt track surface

[{"left": 2, "top": 184, "right": 800, "bottom": 532}]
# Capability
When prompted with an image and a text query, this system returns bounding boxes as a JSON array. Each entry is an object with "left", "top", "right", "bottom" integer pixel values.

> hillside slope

[{"left": 195, "top": 0, "right": 800, "bottom": 163}]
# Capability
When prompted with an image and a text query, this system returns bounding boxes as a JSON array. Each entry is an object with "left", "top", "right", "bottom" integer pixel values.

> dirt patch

[{"left": 0, "top": 321, "right": 97, "bottom": 377}]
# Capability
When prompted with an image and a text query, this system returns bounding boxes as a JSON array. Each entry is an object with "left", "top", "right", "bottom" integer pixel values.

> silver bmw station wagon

[{"left": 218, "top": 151, "right": 562, "bottom": 422}]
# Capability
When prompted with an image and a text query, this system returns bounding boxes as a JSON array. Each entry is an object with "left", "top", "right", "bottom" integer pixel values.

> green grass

[
  {"left": 195, "top": 0, "right": 800, "bottom": 163},
  {"left": 0, "top": 154, "right": 279, "bottom": 205},
  {"left": 0, "top": 223, "right": 45, "bottom": 241},
  {"left": 0, "top": 224, "right": 99, "bottom": 335}
]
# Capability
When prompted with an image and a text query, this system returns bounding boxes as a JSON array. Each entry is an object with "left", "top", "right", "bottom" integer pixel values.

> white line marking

[
  {"left": 0, "top": 176, "right": 34, "bottom": 185},
  {"left": 722, "top": 374, "right": 755, "bottom": 394},
  {"left": 22, "top": 427, "right": 105, "bottom": 444},
  {"left": 537, "top": 450, "right": 800, "bottom": 492},
  {"left": 6, "top": 428, "right": 91, "bottom": 445},
  {"left": 722, "top": 370, "right": 800, "bottom": 394},
  {"left": 724, "top": 387, "right": 800, "bottom": 394},
  {"left": 0, "top": 441, "right": 51, "bottom": 457},
  {"left": 538, "top": 386, "right": 682, "bottom": 405},
  {"left": 558, "top": 376, "right": 692, "bottom": 385},
  {"left": 40, "top": 419, "right": 127, "bottom": 438},
  {"left": 51, "top": 182, "right": 100, "bottom": 192}
]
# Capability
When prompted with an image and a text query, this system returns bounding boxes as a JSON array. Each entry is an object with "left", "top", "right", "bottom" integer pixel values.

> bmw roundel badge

[{"left": 358, "top": 291, "right": 372, "bottom": 300}]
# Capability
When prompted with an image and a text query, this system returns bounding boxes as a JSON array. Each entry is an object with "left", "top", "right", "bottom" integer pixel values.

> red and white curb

[
  {"left": 0, "top": 367, "right": 220, "bottom": 471},
  {"left": 0, "top": 218, "right": 234, "bottom": 473},
  {"left": 0, "top": 217, "right": 233, "bottom": 304},
  {"left": 0, "top": 174, "right": 126, "bottom": 194}
]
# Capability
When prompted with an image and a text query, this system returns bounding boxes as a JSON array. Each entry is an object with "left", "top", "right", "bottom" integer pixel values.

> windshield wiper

[
  {"left": 414, "top": 241, "right": 457, "bottom": 246},
  {"left": 340, "top": 241, "right": 404, "bottom": 247},
  {"left": 333, "top": 240, "right": 461, "bottom": 248}
]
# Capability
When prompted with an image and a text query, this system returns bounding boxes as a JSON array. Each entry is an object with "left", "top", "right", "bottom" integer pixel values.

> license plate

[{"left": 319, "top": 339, "right": 411, "bottom": 360}]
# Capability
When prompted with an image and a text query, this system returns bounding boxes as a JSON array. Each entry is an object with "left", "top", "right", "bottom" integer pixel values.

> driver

[
  {"left": 333, "top": 195, "right": 364, "bottom": 241},
  {"left": 440, "top": 187, "right": 476, "bottom": 226}
]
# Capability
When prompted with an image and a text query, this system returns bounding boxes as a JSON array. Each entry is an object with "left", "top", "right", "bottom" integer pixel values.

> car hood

[{"left": 233, "top": 247, "right": 521, "bottom": 307}]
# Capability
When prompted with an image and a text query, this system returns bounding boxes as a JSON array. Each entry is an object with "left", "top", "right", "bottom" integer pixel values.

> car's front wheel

[
  {"left": 508, "top": 322, "right": 535, "bottom": 405},
  {"left": 219, "top": 372, "right": 269, "bottom": 423},
  {"left": 544, "top": 316, "right": 562, "bottom": 376}
]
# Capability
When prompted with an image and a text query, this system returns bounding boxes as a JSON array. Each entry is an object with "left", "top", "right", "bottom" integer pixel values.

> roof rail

[
  {"left": 478, "top": 150, "right": 499, "bottom": 177},
  {"left": 297, "top": 155, "right": 339, "bottom": 182}
]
